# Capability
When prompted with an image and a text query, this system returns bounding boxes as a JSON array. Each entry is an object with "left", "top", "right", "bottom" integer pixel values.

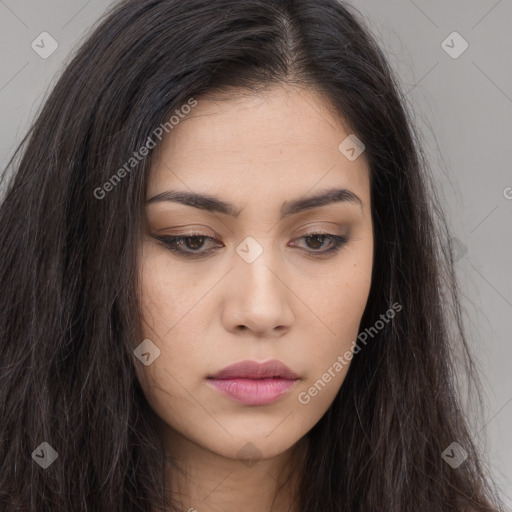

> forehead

[{"left": 147, "top": 85, "right": 370, "bottom": 210}]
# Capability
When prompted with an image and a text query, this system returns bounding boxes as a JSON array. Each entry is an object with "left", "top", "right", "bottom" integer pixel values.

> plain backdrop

[{"left": 0, "top": 0, "right": 511, "bottom": 506}]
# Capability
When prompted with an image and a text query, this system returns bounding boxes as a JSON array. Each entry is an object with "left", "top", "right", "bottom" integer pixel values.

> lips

[
  {"left": 208, "top": 359, "right": 299, "bottom": 380},
  {"left": 206, "top": 359, "right": 299, "bottom": 406}
]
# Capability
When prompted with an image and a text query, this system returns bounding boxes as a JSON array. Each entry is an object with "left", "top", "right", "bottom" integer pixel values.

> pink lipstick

[{"left": 206, "top": 359, "right": 299, "bottom": 406}]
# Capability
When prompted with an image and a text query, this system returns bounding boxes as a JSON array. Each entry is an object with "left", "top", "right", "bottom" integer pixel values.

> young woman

[{"left": 0, "top": 0, "right": 506, "bottom": 511}]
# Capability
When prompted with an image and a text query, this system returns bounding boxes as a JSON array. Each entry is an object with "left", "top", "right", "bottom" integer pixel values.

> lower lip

[{"left": 206, "top": 377, "right": 298, "bottom": 405}]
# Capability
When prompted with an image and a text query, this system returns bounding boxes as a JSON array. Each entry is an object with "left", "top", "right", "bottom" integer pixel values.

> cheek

[
  {"left": 136, "top": 255, "right": 204, "bottom": 430},
  {"left": 138, "top": 244, "right": 201, "bottom": 333},
  {"left": 138, "top": 252, "right": 196, "bottom": 365},
  {"left": 300, "top": 240, "right": 373, "bottom": 339},
  {"left": 137, "top": 241, "right": 217, "bottom": 378},
  {"left": 296, "top": 245, "right": 373, "bottom": 396}
]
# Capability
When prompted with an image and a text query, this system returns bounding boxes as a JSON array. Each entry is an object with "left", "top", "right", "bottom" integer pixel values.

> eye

[
  {"left": 152, "top": 233, "right": 221, "bottom": 257},
  {"left": 291, "top": 232, "right": 349, "bottom": 257},
  {"left": 152, "top": 232, "right": 349, "bottom": 258}
]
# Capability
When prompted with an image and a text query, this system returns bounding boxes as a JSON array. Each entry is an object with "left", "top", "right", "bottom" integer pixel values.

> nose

[{"left": 221, "top": 248, "right": 295, "bottom": 337}]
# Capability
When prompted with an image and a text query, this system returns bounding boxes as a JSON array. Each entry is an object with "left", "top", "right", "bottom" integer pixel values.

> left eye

[
  {"left": 293, "top": 233, "right": 349, "bottom": 255},
  {"left": 152, "top": 232, "right": 349, "bottom": 257}
]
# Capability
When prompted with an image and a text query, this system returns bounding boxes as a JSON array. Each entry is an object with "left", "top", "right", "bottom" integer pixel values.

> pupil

[
  {"left": 307, "top": 235, "right": 325, "bottom": 249},
  {"left": 186, "top": 236, "right": 205, "bottom": 250}
]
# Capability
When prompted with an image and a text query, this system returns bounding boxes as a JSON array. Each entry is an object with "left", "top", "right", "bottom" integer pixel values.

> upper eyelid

[
  {"left": 152, "top": 220, "right": 347, "bottom": 236},
  {"left": 157, "top": 228, "right": 339, "bottom": 241}
]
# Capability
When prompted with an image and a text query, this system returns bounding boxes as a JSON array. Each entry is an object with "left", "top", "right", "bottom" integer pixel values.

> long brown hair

[{"left": 0, "top": 0, "right": 506, "bottom": 510}]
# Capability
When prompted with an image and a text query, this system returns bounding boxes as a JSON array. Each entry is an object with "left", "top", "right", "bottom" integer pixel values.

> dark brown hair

[{"left": 0, "top": 0, "right": 506, "bottom": 510}]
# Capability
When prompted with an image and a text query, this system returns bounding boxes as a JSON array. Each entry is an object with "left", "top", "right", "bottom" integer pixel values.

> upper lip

[{"left": 208, "top": 359, "right": 299, "bottom": 380}]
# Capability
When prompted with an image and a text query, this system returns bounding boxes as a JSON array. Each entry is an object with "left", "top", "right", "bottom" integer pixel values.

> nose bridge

[
  {"left": 224, "top": 234, "right": 294, "bottom": 332},
  {"left": 234, "top": 235, "right": 282, "bottom": 300}
]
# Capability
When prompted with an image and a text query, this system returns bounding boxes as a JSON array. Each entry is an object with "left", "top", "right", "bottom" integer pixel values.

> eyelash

[{"left": 152, "top": 232, "right": 349, "bottom": 259}]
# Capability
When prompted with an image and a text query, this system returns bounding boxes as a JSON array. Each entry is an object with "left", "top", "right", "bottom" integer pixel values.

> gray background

[{"left": 0, "top": 0, "right": 510, "bottom": 505}]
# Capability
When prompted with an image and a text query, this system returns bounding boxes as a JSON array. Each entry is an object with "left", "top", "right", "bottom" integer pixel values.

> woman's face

[{"left": 138, "top": 84, "right": 373, "bottom": 462}]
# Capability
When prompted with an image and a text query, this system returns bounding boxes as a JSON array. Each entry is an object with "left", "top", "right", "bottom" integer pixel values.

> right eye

[{"left": 152, "top": 233, "right": 223, "bottom": 257}]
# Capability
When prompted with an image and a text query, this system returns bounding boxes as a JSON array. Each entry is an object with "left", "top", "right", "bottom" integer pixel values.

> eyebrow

[{"left": 146, "top": 187, "right": 364, "bottom": 219}]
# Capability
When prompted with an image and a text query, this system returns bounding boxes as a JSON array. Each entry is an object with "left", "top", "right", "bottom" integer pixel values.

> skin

[{"left": 137, "top": 84, "right": 374, "bottom": 512}]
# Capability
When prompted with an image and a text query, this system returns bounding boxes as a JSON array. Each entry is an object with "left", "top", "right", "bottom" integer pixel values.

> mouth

[{"left": 206, "top": 359, "right": 300, "bottom": 406}]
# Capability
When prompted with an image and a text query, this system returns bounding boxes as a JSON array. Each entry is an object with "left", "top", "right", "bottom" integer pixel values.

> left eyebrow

[{"left": 146, "top": 187, "right": 364, "bottom": 219}]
